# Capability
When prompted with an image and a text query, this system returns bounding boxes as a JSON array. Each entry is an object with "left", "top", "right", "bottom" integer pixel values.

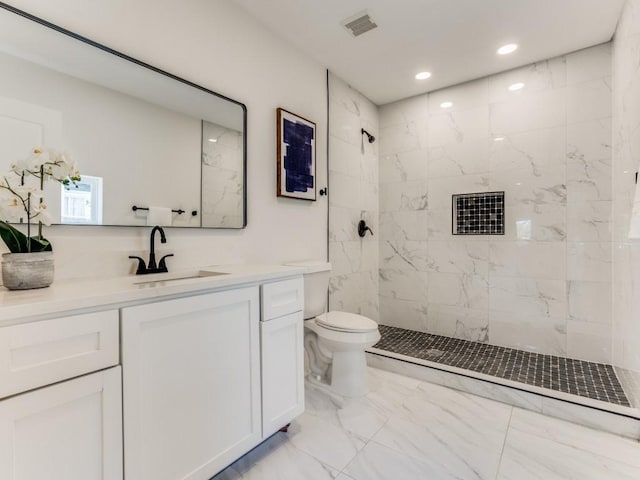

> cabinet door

[
  {"left": 121, "top": 287, "right": 261, "bottom": 480},
  {"left": 261, "top": 311, "right": 304, "bottom": 438},
  {"left": 0, "top": 366, "right": 123, "bottom": 480}
]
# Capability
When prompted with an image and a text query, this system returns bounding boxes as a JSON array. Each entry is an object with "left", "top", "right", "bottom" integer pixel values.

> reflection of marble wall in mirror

[
  {"left": 0, "top": 5, "right": 246, "bottom": 229},
  {"left": 201, "top": 121, "right": 244, "bottom": 228}
]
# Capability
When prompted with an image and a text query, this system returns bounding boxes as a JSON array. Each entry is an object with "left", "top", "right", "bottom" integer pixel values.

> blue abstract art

[{"left": 277, "top": 108, "right": 316, "bottom": 200}]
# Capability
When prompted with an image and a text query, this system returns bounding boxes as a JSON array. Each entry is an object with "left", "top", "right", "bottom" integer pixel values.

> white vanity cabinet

[
  {"left": 0, "top": 310, "right": 122, "bottom": 480},
  {"left": 121, "top": 286, "right": 262, "bottom": 480},
  {"left": 260, "top": 278, "right": 305, "bottom": 438}
]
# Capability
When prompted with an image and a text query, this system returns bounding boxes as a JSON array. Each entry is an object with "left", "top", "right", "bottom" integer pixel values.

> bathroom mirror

[{"left": 0, "top": 3, "right": 247, "bottom": 229}]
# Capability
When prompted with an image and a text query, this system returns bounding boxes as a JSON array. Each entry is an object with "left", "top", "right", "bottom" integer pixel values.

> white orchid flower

[{"left": 31, "top": 201, "right": 53, "bottom": 226}]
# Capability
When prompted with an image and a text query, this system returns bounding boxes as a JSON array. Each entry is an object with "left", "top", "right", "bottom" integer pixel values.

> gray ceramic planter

[{"left": 1, "top": 252, "right": 54, "bottom": 290}]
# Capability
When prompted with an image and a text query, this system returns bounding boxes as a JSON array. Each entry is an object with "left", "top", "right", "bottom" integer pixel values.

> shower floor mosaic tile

[{"left": 373, "top": 325, "right": 631, "bottom": 407}]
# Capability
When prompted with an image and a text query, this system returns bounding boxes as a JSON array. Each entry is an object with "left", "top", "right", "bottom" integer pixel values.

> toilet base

[{"left": 330, "top": 349, "right": 369, "bottom": 397}]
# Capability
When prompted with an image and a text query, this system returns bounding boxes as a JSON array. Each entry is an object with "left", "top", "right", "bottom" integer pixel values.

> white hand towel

[{"left": 146, "top": 206, "right": 172, "bottom": 226}]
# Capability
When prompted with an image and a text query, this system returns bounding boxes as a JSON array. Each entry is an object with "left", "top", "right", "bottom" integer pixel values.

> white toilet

[{"left": 286, "top": 261, "right": 380, "bottom": 397}]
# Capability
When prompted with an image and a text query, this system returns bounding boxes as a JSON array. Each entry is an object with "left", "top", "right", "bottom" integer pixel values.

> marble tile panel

[
  {"left": 566, "top": 43, "right": 612, "bottom": 85},
  {"left": 212, "top": 433, "right": 340, "bottom": 480},
  {"left": 566, "top": 157, "right": 612, "bottom": 202},
  {"left": 379, "top": 210, "right": 428, "bottom": 242},
  {"left": 334, "top": 475, "right": 354, "bottom": 480},
  {"left": 379, "top": 180, "right": 427, "bottom": 212},
  {"left": 490, "top": 164, "right": 566, "bottom": 207},
  {"left": 541, "top": 396, "right": 640, "bottom": 439},
  {"left": 427, "top": 174, "right": 490, "bottom": 211},
  {"left": 379, "top": 121, "right": 424, "bottom": 155},
  {"left": 427, "top": 240, "right": 489, "bottom": 275},
  {"left": 428, "top": 77, "right": 489, "bottom": 114},
  {"left": 379, "top": 94, "right": 429, "bottom": 128},
  {"left": 566, "top": 320, "right": 612, "bottom": 363},
  {"left": 567, "top": 201, "right": 612, "bottom": 242},
  {"left": 329, "top": 273, "right": 362, "bottom": 314},
  {"left": 379, "top": 149, "right": 427, "bottom": 184},
  {"left": 378, "top": 296, "right": 428, "bottom": 332},
  {"left": 566, "top": 117, "right": 612, "bottom": 163},
  {"left": 379, "top": 267, "right": 427, "bottom": 303},
  {"left": 427, "top": 139, "right": 489, "bottom": 178},
  {"left": 498, "top": 204, "right": 567, "bottom": 242},
  {"left": 329, "top": 136, "right": 361, "bottom": 178},
  {"left": 329, "top": 241, "right": 361, "bottom": 276},
  {"left": 490, "top": 88, "right": 566, "bottom": 134},
  {"left": 426, "top": 304, "right": 489, "bottom": 342},
  {"left": 489, "top": 126, "right": 565, "bottom": 174},
  {"left": 498, "top": 427, "right": 640, "bottom": 480},
  {"left": 427, "top": 272, "right": 489, "bottom": 310},
  {"left": 567, "top": 242, "right": 612, "bottom": 282},
  {"left": 329, "top": 101, "right": 361, "bottom": 147},
  {"left": 329, "top": 171, "right": 361, "bottom": 209},
  {"left": 568, "top": 280, "right": 612, "bottom": 324},
  {"left": 379, "top": 239, "right": 428, "bottom": 272},
  {"left": 426, "top": 208, "right": 454, "bottom": 240},
  {"left": 615, "top": 366, "right": 640, "bottom": 409},
  {"left": 489, "top": 276, "right": 567, "bottom": 317},
  {"left": 329, "top": 206, "right": 360, "bottom": 242},
  {"left": 489, "top": 241, "right": 566, "bottom": 280},
  {"left": 359, "top": 270, "right": 379, "bottom": 321},
  {"left": 489, "top": 310, "right": 567, "bottom": 356},
  {"left": 359, "top": 182, "right": 378, "bottom": 212},
  {"left": 566, "top": 76, "right": 612, "bottom": 124},
  {"left": 488, "top": 56, "right": 566, "bottom": 104},
  {"left": 428, "top": 106, "right": 490, "bottom": 146}
]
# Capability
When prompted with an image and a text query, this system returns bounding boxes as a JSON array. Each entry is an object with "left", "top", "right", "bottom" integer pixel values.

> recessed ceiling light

[
  {"left": 440, "top": 101, "right": 453, "bottom": 109},
  {"left": 497, "top": 43, "right": 519, "bottom": 55},
  {"left": 509, "top": 82, "right": 525, "bottom": 91},
  {"left": 415, "top": 71, "right": 432, "bottom": 80},
  {"left": 208, "top": 138, "right": 218, "bottom": 143},
  {"left": 493, "top": 136, "right": 505, "bottom": 142}
]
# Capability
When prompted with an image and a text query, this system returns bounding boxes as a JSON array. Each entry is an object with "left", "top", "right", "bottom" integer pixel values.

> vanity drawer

[
  {"left": 261, "top": 277, "right": 304, "bottom": 320},
  {"left": 0, "top": 310, "right": 119, "bottom": 399}
]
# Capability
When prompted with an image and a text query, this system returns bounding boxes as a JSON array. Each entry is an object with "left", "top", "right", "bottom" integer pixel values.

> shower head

[{"left": 361, "top": 128, "right": 375, "bottom": 143}]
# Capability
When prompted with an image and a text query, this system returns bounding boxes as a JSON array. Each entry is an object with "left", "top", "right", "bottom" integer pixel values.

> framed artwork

[{"left": 276, "top": 108, "right": 316, "bottom": 201}]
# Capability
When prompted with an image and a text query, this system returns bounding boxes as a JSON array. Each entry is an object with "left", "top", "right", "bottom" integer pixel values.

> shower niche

[{"left": 452, "top": 191, "right": 505, "bottom": 235}]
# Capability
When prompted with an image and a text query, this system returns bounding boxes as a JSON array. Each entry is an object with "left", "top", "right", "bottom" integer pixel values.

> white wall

[
  {"left": 379, "top": 44, "right": 613, "bottom": 363},
  {"left": 1, "top": 0, "right": 328, "bottom": 280},
  {"left": 612, "top": 0, "right": 640, "bottom": 372},
  {"left": 328, "top": 73, "right": 379, "bottom": 320}
]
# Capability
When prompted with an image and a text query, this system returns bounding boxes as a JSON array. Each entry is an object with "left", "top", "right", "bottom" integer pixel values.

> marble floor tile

[
  {"left": 344, "top": 440, "right": 473, "bottom": 480},
  {"left": 214, "top": 367, "right": 640, "bottom": 480},
  {"left": 212, "top": 433, "right": 340, "bottom": 480},
  {"left": 497, "top": 428, "right": 640, "bottom": 480},
  {"left": 508, "top": 408, "right": 640, "bottom": 468}
]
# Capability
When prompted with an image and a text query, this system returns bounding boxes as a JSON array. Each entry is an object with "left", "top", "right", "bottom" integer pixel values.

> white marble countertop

[{"left": 0, "top": 264, "right": 304, "bottom": 326}]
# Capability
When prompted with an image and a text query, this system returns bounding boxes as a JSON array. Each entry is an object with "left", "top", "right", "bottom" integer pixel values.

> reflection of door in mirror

[{"left": 201, "top": 121, "right": 244, "bottom": 228}]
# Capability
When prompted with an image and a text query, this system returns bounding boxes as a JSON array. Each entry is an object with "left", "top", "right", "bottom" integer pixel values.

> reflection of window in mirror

[{"left": 60, "top": 175, "right": 103, "bottom": 225}]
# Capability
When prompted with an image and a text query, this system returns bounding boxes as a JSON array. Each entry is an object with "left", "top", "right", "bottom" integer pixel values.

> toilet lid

[{"left": 316, "top": 311, "right": 378, "bottom": 333}]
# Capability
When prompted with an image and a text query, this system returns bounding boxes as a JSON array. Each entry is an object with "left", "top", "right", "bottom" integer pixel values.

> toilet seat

[{"left": 316, "top": 311, "right": 378, "bottom": 333}]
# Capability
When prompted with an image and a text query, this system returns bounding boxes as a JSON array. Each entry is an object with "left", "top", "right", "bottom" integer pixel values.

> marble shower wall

[
  {"left": 328, "top": 73, "right": 379, "bottom": 320},
  {"left": 612, "top": 0, "right": 640, "bottom": 372},
  {"left": 379, "top": 44, "right": 613, "bottom": 363}
]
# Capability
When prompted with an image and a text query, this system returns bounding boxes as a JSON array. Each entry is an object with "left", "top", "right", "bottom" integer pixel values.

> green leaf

[
  {"left": 0, "top": 221, "right": 29, "bottom": 253},
  {"left": 29, "top": 236, "right": 52, "bottom": 252}
]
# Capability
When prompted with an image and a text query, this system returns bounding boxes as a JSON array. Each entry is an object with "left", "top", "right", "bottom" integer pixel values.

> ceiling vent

[{"left": 342, "top": 11, "right": 378, "bottom": 37}]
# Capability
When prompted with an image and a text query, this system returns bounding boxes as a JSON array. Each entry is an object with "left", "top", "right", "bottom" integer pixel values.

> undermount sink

[{"left": 133, "top": 270, "right": 228, "bottom": 285}]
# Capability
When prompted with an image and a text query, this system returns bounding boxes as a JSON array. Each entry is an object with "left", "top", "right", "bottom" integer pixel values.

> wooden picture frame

[{"left": 276, "top": 108, "right": 316, "bottom": 201}]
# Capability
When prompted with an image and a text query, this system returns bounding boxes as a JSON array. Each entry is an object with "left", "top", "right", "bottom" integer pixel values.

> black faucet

[{"left": 129, "top": 225, "right": 174, "bottom": 275}]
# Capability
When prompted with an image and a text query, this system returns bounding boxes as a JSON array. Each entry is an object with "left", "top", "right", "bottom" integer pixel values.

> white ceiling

[{"left": 231, "top": 0, "right": 625, "bottom": 105}]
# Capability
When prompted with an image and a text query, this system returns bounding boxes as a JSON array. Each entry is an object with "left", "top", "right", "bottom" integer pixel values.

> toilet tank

[{"left": 284, "top": 261, "right": 331, "bottom": 319}]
